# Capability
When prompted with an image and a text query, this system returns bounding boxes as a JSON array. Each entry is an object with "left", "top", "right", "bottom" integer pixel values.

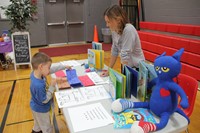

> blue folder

[
  {"left": 123, "top": 65, "right": 138, "bottom": 98},
  {"left": 66, "top": 69, "right": 82, "bottom": 88}
]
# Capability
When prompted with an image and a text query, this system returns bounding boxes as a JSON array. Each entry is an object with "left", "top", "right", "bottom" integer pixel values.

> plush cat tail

[
  {"left": 156, "top": 52, "right": 166, "bottom": 59},
  {"left": 172, "top": 48, "right": 184, "bottom": 61}
]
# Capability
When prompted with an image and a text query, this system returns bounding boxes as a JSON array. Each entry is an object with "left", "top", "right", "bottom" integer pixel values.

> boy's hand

[
  {"left": 66, "top": 65, "right": 72, "bottom": 70},
  {"left": 50, "top": 78, "right": 57, "bottom": 86}
]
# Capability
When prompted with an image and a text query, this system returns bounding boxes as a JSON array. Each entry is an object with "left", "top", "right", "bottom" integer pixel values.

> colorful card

[
  {"left": 78, "top": 75, "right": 94, "bottom": 87},
  {"left": 55, "top": 70, "right": 66, "bottom": 77},
  {"left": 57, "top": 77, "right": 71, "bottom": 90}
]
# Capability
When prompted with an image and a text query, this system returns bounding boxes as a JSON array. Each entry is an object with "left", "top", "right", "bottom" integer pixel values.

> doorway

[{"left": 45, "top": 0, "right": 85, "bottom": 45}]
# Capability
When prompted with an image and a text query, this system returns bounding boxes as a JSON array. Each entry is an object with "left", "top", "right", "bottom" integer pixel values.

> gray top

[
  {"left": 111, "top": 23, "right": 145, "bottom": 67},
  {"left": 50, "top": 62, "right": 66, "bottom": 74}
]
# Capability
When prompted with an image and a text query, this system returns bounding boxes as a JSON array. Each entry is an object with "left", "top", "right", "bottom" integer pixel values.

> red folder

[
  {"left": 55, "top": 70, "right": 66, "bottom": 77},
  {"left": 78, "top": 75, "right": 94, "bottom": 87}
]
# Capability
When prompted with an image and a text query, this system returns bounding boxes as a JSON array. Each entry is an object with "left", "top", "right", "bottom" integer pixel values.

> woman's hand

[{"left": 100, "top": 70, "right": 109, "bottom": 77}]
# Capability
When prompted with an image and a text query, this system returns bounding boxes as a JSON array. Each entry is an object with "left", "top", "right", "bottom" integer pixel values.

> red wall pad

[
  {"left": 146, "top": 33, "right": 160, "bottom": 44},
  {"left": 166, "top": 24, "right": 180, "bottom": 33},
  {"left": 143, "top": 50, "right": 157, "bottom": 62},
  {"left": 194, "top": 26, "right": 200, "bottom": 36},
  {"left": 171, "top": 38, "right": 190, "bottom": 51},
  {"left": 181, "top": 52, "right": 200, "bottom": 68},
  {"left": 141, "top": 41, "right": 200, "bottom": 67},
  {"left": 179, "top": 24, "right": 195, "bottom": 35},
  {"left": 138, "top": 31, "right": 148, "bottom": 41},
  {"left": 189, "top": 40, "right": 200, "bottom": 55},
  {"left": 155, "top": 23, "right": 167, "bottom": 32},
  {"left": 181, "top": 63, "right": 200, "bottom": 81},
  {"left": 140, "top": 22, "right": 148, "bottom": 29},
  {"left": 146, "top": 22, "right": 156, "bottom": 30}
]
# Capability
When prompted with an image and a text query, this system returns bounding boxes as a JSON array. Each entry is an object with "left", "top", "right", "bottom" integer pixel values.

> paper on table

[
  {"left": 86, "top": 72, "right": 104, "bottom": 84},
  {"left": 80, "top": 85, "right": 110, "bottom": 102},
  {"left": 68, "top": 103, "right": 114, "bottom": 132},
  {"left": 55, "top": 89, "right": 86, "bottom": 108},
  {"left": 61, "top": 60, "right": 81, "bottom": 67}
]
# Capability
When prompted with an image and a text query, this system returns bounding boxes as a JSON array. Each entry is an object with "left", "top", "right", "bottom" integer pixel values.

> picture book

[
  {"left": 144, "top": 63, "right": 157, "bottom": 100},
  {"left": 123, "top": 65, "right": 139, "bottom": 98},
  {"left": 88, "top": 49, "right": 104, "bottom": 70},
  {"left": 66, "top": 69, "right": 82, "bottom": 88},
  {"left": 109, "top": 68, "right": 126, "bottom": 99},
  {"left": 113, "top": 108, "right": 156, "bottom": 129},
  {"left": 108, "top": 69, "right": 117, "bottom": 100},
  {"left": 137, "top": 61, "right": 157, "bottom": 101},
  {"left": 92, "top": 41, "right": 102, "bottom": 50},
  {"left": 137, "top": 61, "right": 148, "bottom": 102},
  {"left": 88, "top": 49, "right": 95, "bottom": 68},
  {"left": 145, "top": 63, "right": 157, "bottom": 82}
]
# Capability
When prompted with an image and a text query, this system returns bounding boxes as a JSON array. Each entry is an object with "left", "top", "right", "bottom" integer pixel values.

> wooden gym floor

[{"left": 0, "top": 46, "right": 199, "bottom": 133}]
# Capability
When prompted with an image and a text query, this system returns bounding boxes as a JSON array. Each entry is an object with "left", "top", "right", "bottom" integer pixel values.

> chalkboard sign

[{"left": 11, "top": 32, "right": 31, "bottom": 70}]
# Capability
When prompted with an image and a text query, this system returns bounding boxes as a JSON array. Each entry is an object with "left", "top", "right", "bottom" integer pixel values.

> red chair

[
  {"left": 175, "top": 73, "right": 198, "bottom": 117},
  {"left": 174, "top": 74, "right": 198, "bottom": 133}
]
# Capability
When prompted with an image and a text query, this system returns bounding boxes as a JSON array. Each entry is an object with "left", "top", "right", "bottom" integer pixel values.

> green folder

[{"left": 109, "top": 68, "right": 126, "bottom": 99}]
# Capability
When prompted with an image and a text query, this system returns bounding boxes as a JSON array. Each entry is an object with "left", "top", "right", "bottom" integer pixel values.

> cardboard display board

[{"left": 11, "top": 32, "right": 31, "bottom": 70}]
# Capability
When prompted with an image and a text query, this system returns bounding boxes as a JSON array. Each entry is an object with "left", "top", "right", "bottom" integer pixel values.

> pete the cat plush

[{"left": 111, "top": 48, "right": 189, "bottom": 133}]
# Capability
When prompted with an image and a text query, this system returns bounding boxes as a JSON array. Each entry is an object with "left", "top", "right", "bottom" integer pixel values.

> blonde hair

[
  {"left": 104, "top": 5, "right": 129, "bottom": 34},
  {"left": 31, "top": 52, "right": 52, "bottom": 70}
]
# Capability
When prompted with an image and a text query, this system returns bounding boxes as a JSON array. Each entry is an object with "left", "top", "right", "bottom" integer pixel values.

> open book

[
  {"left": 113, "top": 108, "right": 156, "bottom": 129},
  {"left": 137, "top": 61, "right": 157, "bottom": 101}
]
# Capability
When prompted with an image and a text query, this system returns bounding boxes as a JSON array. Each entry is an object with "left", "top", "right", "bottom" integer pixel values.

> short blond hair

[{"left": 31, "top": 52, "right": 52, "bottom": 70}]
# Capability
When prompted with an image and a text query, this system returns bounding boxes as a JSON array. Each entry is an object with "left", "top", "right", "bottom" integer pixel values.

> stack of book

[
  {"left": 88, "top": 42, "right": 104, "bottom": 70},
  {"left": 92, "top": 41, "right": 102, "bottom": 50},
  {"left": 108, "top": 61, "right": 157, "bottom": 101}
]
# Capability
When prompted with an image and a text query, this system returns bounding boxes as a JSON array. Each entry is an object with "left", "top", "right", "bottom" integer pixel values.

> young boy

[{"left": 30, "top": 52, "right": 70, "bottom": 133}]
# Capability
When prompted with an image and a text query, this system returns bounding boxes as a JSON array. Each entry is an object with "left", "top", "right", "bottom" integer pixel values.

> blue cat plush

[{"left": 111, "top": 48, "right": 189, "bottom": 133}]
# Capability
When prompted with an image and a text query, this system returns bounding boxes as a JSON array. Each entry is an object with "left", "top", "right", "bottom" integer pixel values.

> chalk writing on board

[{"left": 13, "top": 34, "right": 30, "bottom": 63}]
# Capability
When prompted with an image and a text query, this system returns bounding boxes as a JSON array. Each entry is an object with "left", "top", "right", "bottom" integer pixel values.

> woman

[{"left": 101, "top": 5, "right": 145, "bottom": 76}]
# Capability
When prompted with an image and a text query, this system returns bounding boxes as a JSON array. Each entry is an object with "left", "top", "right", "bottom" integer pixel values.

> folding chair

[{"left": 175, "top": 74, "right": 198, "bottom": 133}]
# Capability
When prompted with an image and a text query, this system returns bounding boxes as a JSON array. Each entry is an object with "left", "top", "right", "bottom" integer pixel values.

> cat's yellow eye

[
  {"left": 161, "top": 67, "right": 170, "bottom": 72},
  {"left": 155, "top": 66, "right": 160, "bottom": 71}
]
